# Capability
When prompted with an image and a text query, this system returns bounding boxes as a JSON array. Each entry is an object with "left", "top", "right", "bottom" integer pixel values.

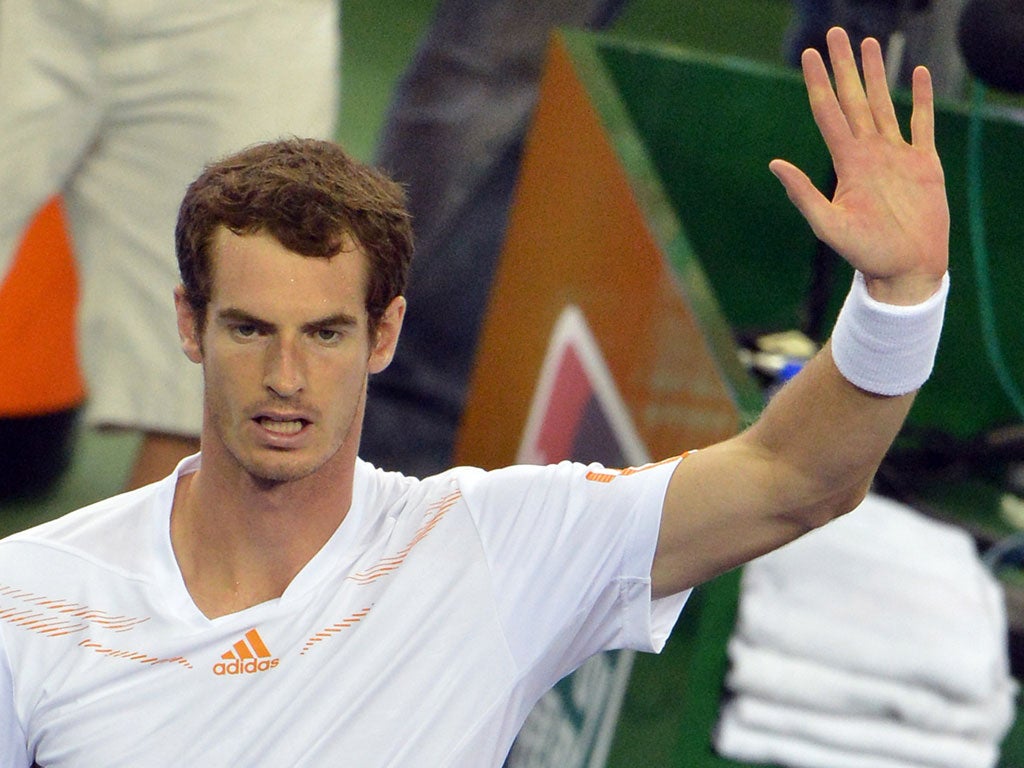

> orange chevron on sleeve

[{"left": 585, "top": 453, "right": 692, "bottom": 484}]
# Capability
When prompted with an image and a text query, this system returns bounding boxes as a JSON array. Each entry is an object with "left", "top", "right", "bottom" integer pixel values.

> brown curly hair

[{"left": 175, "top": 137, "right": 413, "bottom": 336}]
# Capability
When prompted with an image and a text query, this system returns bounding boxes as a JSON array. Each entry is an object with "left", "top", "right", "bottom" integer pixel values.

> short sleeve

[{"left": 459, "top": 458, "right": 690, "bottom": 677}]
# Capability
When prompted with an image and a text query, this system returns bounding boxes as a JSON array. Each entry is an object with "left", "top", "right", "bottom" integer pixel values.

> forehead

[{"left": 208, "top": 227, "right": 369, "bottom": 320}]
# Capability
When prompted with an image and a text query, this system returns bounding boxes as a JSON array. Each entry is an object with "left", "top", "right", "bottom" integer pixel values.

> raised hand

[{"left": 769, "top": 27, "right": 949, "bottom": 305}]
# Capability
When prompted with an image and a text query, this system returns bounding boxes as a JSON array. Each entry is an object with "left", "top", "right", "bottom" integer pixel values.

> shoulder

[
  {"left": 0, "top": 476, "right": 173, "bottom": 585},
  {"left": 454, "top": 457, "right": 682, "bottom": 517},
  {"left": 355, "top": 460, "right": 587, "bottom": 521},
  {"left": 371, "top": 456, "right": 683, "bottom": 516}
]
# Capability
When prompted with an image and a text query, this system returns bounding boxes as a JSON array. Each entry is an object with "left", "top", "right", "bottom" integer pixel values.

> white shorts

[{"left": 0, "top": 0, "right": 340, "bottom": 435}]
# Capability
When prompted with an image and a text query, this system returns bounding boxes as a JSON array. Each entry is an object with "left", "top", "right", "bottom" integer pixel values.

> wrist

[
  {"left": 862, "top": 272, "right": 947, "bottom": 306},
  {"left": 830, "top": 270, "right": 950, "bottom": 396}
]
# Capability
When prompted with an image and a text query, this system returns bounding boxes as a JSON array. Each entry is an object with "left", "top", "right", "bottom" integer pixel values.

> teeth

[{"left": 259, "top": 418, "right": 303, "bottom": 435}]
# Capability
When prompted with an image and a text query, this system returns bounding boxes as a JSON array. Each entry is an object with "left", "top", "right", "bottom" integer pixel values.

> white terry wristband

[{"left": 830, "top": 270, "right": 949, "bottom": 396}]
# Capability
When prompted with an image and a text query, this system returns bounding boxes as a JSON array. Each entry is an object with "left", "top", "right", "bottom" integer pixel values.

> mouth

[{"left": 254, "top": 416, "right": 310, "bottom": 436}]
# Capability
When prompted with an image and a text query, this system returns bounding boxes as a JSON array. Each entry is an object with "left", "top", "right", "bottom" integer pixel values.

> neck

[{"left": 170, "top": 445, "right": 358, "bottom": 619}]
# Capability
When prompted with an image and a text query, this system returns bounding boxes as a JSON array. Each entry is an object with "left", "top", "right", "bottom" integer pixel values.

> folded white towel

[
  {"left": 734, "top": 493, "right": 1010, "bottom": 701},
  {"left": 717, "top": 694, "right": 998, "bottom": 768},
  {"left": 725, "top": 637, "right": 1018, "bottom": 741},
  {"left": 715, "top": 706, "right": 927, "bottom": 768}
]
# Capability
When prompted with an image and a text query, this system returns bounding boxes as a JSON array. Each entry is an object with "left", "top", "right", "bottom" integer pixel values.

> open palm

[{"left": 770, "top": 27, "right": 949, "bottom": 305}]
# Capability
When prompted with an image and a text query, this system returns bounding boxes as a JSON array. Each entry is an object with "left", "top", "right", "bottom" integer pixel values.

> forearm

[
  {"left": 745, "top": 269, "right": 948, "bottom": 520},
  {"left": 744, "top": 340, "right": 915, "bottom": 523},
  {"left": 652, "top": 273, "right": 946, "bottom": 596}
]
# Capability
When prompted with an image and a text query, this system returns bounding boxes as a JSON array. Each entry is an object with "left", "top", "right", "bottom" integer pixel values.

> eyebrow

[{"left": 216, "top": 307, "right": 360, "bottom": 331}]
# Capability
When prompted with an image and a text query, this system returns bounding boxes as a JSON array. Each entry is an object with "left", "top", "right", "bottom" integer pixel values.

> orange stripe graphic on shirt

[
  {"left": 0, "top": 584, "right": 192, "bottom": 670},
  {"left": 299, "top": 491, "right": 460, "bottom": 656},
  {"left": 0, "top": 585, "right": 150, "bottom": 636},
  {"left": 299, "top": 606, "right": 373, "bottom": 655},
  {"left": 78, "top": 639, "right": 193, "bottom": 670},
  {"left": 347, "top": 490, "right": 461, "bottom": 585},
  {"left": 584, "top": 453, "right": 691, "bottom": 484}
]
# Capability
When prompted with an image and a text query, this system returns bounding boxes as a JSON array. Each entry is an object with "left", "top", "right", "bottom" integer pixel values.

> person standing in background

[
  {"left": 361, "top": 0, "right": 631, "bottom": 478},
  {"left": 0, "top": 0, "right": 340, "bottom": 495}
]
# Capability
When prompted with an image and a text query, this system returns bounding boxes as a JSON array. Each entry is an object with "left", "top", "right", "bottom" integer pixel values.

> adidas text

[{"left": 213, "top": 657, "right": 280, "bottom": 675}]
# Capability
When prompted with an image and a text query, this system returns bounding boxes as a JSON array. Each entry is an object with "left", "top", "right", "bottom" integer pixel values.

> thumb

[{"left": 769, "top": 158, "right": 831, "bottom": 240}]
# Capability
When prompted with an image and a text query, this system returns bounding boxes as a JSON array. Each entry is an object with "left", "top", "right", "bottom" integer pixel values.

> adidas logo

[{"left": 213, "top": 629, "right": 280, "bottom": 676}]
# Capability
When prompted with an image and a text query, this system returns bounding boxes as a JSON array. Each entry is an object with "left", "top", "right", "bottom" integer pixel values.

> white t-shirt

[{"left": 0, "top": 455, "right": 688, "bottom": 767}]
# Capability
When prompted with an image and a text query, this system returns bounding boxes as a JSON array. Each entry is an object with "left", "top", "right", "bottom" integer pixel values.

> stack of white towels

[{"left": 714, "top": 492, "right": 1019, "bottom": 768}]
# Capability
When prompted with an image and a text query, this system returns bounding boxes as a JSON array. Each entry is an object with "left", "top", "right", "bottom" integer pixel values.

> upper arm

[{"left": 651, "top": 436, "right": 825, "bottom": 598}]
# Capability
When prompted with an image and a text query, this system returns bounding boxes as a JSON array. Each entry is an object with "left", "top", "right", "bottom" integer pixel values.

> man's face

[{"left": 175, "top": 227, "right": 404, "bottom": 485}]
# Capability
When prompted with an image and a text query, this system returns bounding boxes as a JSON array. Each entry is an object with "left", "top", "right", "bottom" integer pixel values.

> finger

[
  {"left": 825, "top": 27, "right": 874, "bottom": 136},
  {"left": 861, "top": 36, "right": 903, "bottom": 142},
  {"left": 769, "top": 159, "right": 832, "bottom": 240},
  {"left": 801, "top": 45, "right": 853, "bottom": 151},
  {"left": 909, "top": 65, "right": 936, "bottom": 151}
]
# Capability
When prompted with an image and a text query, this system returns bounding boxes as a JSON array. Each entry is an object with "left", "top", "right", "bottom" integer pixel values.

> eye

[
  {"left": 313, "top": 328, "right": 342, "bottom": 344},
  {"left": 230, "top": 323, "right": 260, "bottom": 341}
]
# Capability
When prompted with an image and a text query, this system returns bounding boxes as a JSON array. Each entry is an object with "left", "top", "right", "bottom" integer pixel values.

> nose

[{"left": 263, "top": 335, "right": 306, "bottom": 397}]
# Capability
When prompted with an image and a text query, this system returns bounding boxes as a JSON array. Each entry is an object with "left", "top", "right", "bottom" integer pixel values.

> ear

[
  {"left": 174, "top": 286, "right": 204, "bottom": 364},
  {"left": 368, "top": 296, "right": 406, "bottom": 375}
]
